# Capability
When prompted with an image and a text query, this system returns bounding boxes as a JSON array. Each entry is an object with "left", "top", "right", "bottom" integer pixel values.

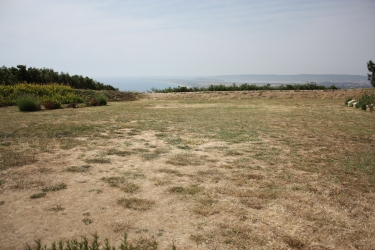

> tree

[{"left": 368, "top": 60, "right": 375, "bottom": 88}]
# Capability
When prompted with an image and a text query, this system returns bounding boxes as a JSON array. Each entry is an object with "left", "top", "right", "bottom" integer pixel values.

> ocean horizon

[{"left": 94, "top": 76, "right": 183, "bottom": 92}]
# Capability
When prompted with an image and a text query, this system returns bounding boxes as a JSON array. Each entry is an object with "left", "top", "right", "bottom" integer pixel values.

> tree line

[
  {"left": 0, "top": 65, "right": 117, "bottom": 91},
  {"left": 151, "top": 82, "right": 339, "bottom": 93}
]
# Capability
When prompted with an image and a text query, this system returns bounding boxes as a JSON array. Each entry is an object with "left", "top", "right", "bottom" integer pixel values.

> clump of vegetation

[
  {"left": 82, "top": 218, "right": 92, "bottom": 225},
  {"left": 42, "top": 183, "right": 67, "bottom": 192},
  {"left": 101, "top": 176, "right": 140, "bottom": 193},
  {"left": 348, "top": 88, "right": 375, "bottom": 111},
  {"left": 357, "top": 91, "right": 375, "bottom": 110},
  {"left": 30, "top": 192, "right": 46, "bottom": 199},
  {"left": 86, "top": 94, "right": 107, "bottom": 106},
  {"left": 0, "top": 83, "right": 83, "bottom": 107},
  {"left": 47, "top": 204, "right": 65, "bottom": 212},
  {"left": 66, "top": 165, "right": 91, "bottom": 173},
  {"left": 117, "top": 197, "right": 155, "bottom": 211},
  {"left": 16, "top": 94, "right": 41, "bottom": 112},
  {"left": 85, "top": 158, "right": 111, "bottom": 164},
  {"left": 168, "top": 185, "right": 203, "bottom": 195},
  {"left": 25, "top": 233, "right": 165, "bottom": 250},
  {"left": 96, "top": 94, "right": 107, "bottom": 106}
]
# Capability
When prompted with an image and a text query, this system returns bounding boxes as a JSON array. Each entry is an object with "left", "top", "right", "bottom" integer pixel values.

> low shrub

[
  {"left": 25, "top": 233, "right": 167, "bottom": 250},
  {"left": 96, "top": 94, "right": 107, "bottom": 106},
  {"left": 16, "top": 94, "right": 41, "bottom": 112},
  {"left": 357, "top": 91, "right": 375, "bottom": 110}
]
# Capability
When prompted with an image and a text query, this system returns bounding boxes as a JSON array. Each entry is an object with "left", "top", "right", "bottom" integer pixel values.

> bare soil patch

[{"left": 0, "top": 90, "right": 374, "bottom": 249}]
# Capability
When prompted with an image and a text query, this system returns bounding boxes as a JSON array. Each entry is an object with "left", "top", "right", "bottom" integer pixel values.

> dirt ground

[{"left": 0, "top": 89, "right": 374, "bottom": 249}]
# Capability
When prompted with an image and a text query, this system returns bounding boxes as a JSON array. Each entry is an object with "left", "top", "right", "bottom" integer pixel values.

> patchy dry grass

[
  {"left": 66, "top": 165, "right": 91, "bottom": 173},
  {"left": 101, "top": 176, "right": 140, "bottom": 193},
  {"left": 1, "top": 90, "right": 375, "bottom": 249},
  {"left": 117, "top": 197, "right": 155, "bottom": 211},
  {"left": 42, "top": 183, "right": 67, "bottom": 192}
]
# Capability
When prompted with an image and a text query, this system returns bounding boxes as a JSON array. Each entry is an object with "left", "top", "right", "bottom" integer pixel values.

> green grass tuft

[
  {"left": 17, "top": 94, "right": 41, "bottom": 112},
  {"left": 30, "top": 192, "right": 46, "bottom": 199},
  {"left": 42, "top": 183, "right": 67, "bottom": 192}
]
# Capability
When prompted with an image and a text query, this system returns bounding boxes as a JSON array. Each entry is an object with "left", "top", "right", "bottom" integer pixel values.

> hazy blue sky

[{"left": 1, "top": 0, "right": 374, "bottom": 77}]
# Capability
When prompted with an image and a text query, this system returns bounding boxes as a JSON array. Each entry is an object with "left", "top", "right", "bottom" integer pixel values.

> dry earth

[{"left": 0, "top": 90, "right": 374, "bottom": 249}]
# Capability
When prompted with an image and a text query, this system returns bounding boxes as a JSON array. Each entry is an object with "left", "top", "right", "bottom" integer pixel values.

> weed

[
  {"left": 0, "top": 201, "right": 4, "bottom": 205},
  {"left": 117, "top": 197, "right": 155, "bottom": 211},
  {"left": 107, "top": 149, "right": 132, "bottom": 157},
  {"left": 30, "top": 193, "right": 46, "bottom": 199},
  {"left": 25, "top": 233, "right": 161, "bottom": 250},
  {"left": 166, "top": 153, "right": 205, "bottom": 166},
  {"left": 82, "top": 218, "right": 93, "bottom": 225},
  {"left": 66, "top": 165, "right": 91, "bottom": 173},
  {"left": 16, "top": 94, "right": 41, "bottom": 112},
  {"left": 101, "top": 177, "right": 140, "bottom": 193},
  {"left": 42, "top": 183, "right": 67, "bottom": 192},
  {"left": 85, "top": 158, "right": 111, "bottom": 164},
  {"left": 168, "top": 185, "right": 203, "bottom": 195},
  {"left": 89, "top": 189, "right": 102, "bottom": 194},
  {"left": 47, "top": 204, "right": 65, "bottom": 212}
]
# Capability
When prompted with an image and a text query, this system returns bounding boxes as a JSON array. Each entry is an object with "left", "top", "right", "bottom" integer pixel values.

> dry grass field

[{"left": 0, "top": 90, "right": 374, "bottom": 249}]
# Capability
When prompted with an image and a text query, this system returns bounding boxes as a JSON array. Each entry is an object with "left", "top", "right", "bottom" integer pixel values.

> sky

[{"left": 1, "top": 0, "right": 374, "bottom": 77}]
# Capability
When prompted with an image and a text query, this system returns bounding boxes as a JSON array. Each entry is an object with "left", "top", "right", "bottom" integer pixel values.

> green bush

[
  {"left": 96, "top": 94, "right": 107, "bottom": 106},
  {"left": 16, "top": 94, "right": 41, "bottom": 112},
  {"left": 357, "top": 92, "right": 375, "bottom": 110}
]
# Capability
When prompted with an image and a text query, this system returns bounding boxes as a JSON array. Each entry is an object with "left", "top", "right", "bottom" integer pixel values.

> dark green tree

[{"left": 367, "top": 60, "right": 375, "bottom": 88}]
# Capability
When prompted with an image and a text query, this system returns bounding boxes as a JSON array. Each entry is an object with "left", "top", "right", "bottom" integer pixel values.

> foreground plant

[
  {"left": 25, "top": 233, "right": 173, "bottom": 250},
  {"left": 17, "top": 94, "right": 41, "bottom": 112}
]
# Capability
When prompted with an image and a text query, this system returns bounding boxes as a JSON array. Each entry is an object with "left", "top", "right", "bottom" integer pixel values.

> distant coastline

[
  {"left": 96, "top": 74, "right": 371, "bottom": 92},
  {"left": 94, "top": 76, "right": 181, "bottom": 92}
]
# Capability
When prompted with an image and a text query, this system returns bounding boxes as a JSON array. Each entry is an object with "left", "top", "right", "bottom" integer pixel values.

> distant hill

[{"left": 162, "top": 74, "right": 371, "bottom": 89}]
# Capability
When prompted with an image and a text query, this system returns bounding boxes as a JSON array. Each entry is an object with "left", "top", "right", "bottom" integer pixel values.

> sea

[{"left": 94, "top": 76, "right": 181, "bottom": 92}]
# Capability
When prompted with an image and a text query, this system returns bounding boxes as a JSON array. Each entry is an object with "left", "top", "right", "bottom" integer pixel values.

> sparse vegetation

[
  {"left": 1, "top": 90, "right": 375, "bottom": 249},
  {"left": 42, "top": 183, "right": 67, "bottom": 192},
  {"left": 66, "top": 165, "right": 91, "bottom": 173},
  {"left": 25, "top": 234, "right": 163, "bottom": 250},
  {"left": 85, "top": 158, "right": 111, "bottom": 164},
  {"left": 101, "top": 176, "right": 140, "bottom": 193},
  {"left": 16, "top": 94, "right": 41, "bottom": 112},
  {"left": 117, "top": 198, "right": 155, "bottom": 211},
  {"left": 168, "top": 185, "right": 203, "bottom": 195},
  {"left": 47, "top": 204, "right": 65, "bottom": 212},
  {"left": 30, "top": 192, "right": 46, "bottom": 199}
]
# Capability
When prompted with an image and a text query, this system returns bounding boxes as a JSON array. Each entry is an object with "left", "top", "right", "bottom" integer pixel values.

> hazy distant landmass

[
  {"left": 96, "top": 74, "right": 371, "bottom": 92},
  {"left": 161, "top": 74, "right": 371, "bottom": 89}
]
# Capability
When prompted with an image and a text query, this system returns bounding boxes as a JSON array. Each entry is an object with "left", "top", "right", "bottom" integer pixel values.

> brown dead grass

[{"left": 0, "top": 90, "right": 374, "bottom": 249}]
